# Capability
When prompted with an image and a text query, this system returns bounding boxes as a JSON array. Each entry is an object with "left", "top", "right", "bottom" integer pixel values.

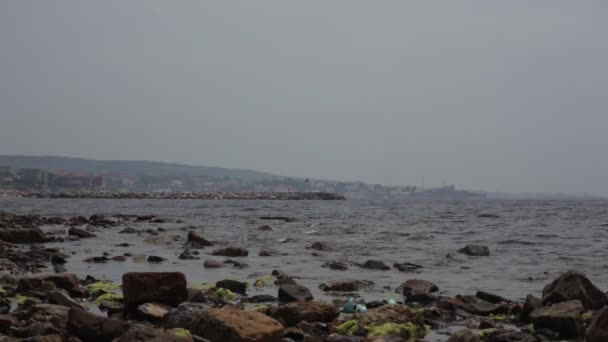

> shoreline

[
  {"left": 0, "top": 191, "right": 346, "bottom": 201},
  {"left": 0, "top": 210, "right": 605, "bottom": 341}
]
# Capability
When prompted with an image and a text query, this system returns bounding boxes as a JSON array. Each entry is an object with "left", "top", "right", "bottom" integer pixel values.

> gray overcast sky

[{"left": 1, "top": 1, "right": 607, "bottom": 194}]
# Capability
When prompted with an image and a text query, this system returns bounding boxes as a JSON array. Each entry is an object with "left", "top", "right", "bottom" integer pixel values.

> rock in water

[
  {"left": 360, "top": 260, "right": 391, "bottom": 270},
  {"left": 541, "top": 270, "right": 607, "bottom": 310},
  {"left": 212, "top": 247, "right": 249, "bottom": 257},
  {"left": 309, "top": 242, "right": 333, "bottom": 251},
  {"left": 0, "top": 228, "right": 49, "bottom": 243},
  {"left": 216, "top": 279, "right": 247, "bottom": 295},
  {"left": 278, "top": 284, "right": 313, "bottom": 302},
  {"left": 458, "top": 244, "right": 490, "bottom": 256},
  {"left": 186, "top": 308, "right": 283, "bottom": 342},
  {"left": 68, "top": 227, "right": 96, "bottom": 238},
  {"left": 529, "top": 300, "right": 584, "bottom": 339},
  {"left": 586, "top": 306, "right": 608, "bottom": 342},
  {"left": 187, "top": 231, "right": 213, "bottom": 247},
  {"left": 400, "top": 279, "right": 439, "bottom": 304},
  {"left": 272, "top": 301, "right": 339, "bottom": 327},
  {"left": 122, "top": 272, "right": 188, "bottom": 308}
]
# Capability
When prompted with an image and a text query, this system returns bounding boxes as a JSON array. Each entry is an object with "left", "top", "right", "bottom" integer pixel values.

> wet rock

[
  {"left": 458, "top": 244, "right": 490, "bottom": 256},
  {"left": 360, "top": 260, "right": 390, "bottom": 270},
  {"left": 68, "top": 226, "right": 96, "bottom": 238},
  {"left": 113, "top": 325, "right": 188, "bottom": 342},
  {"left": 186, "top": 308, "right": 284, "bottom": 342},
  {"left": 48, "top": 290, "right": 84, "bottom": 310},
  {"left": 119, "top": 227, "right": 139, "bottom": 234},
  {"left": 163, "top": 302, "right": 210, "bottom": 328},
  {"left": 137, "top": 302, "right": 170, "bottom": 322},
  {"left": 0, "top": 314, "right": 19, "bottom": 333},
  {"left": 112, "top": 255, "right": 127, "bottom": 262},
  {"left": 478, "top": 213, "right": 500, "bottom": 218},
  {"left": 541, "top": 270, "right": 607, "bottom": 310},
  {"left": 278, "top": 284, "right": 314, "bottom": 302},
  {"left": 27, "top": 304, "right": 70, "bottom": 331},
  {"left": 123, "top": 272, "right": 188, "bottom": 308},
  {"left": 204, "top": 259, "right": 223, "bottom": 268},
  {"left": 461, "top": 301, "right": 512, "bottom": 316},
  {"left": 400, "top": 279, "right": 439, "bottom": 297},
  {"left": 224, "top": 259, "right": 248, "bottom": 269},
  {"left": 520, "top": 294, "right": 542, "bottom": 323},
  {"left": 178, "top": 249, "right": 200, "bottom": 260},
  {"left": 84, "top": 256, "right": 110, "bottom": 263},
  {"left": 272, "top": 301, "right": 339, "bottom": 326},
  {"left": 319, "top": 279, "right": 366, "bottom": 292},
  {"left": 18, "top": 273, "right": 80, "bottom": 294},
  {"left": 475, "top": 291, "right": 508, "bottom": 304},
  {"left": 247, "top": 295, "right": 278, "bottom": 303},
  {"left": 259, "top": 249, "right": 276, "bottom": 257},
  {"left": 260, "top": 216, "right": 297, "bottom": 222},
  {"left": 147, "top": 255, "right": 165, "bottom": 263},
  {"left": 258, "top": 225, "right": 273, "bottom": 231},
  {"left": 485, "top": 330, "right": 536, "bottom": 342},
  {"left": 309, "top": 242, "right": 333, "bottom": 251},
  {"left": 0, "top": 228, "right": 49, "bottom": 243},
  {"left": 447, "top": 329, "right": 480, "bottom": 342},
  {"left": 67, "top": 307, "right": 132, "bottom": 342},
  {"left": 529, "top": 300, "right": 584, "bottom": 339},
  {"left": 393, "top": 262, "right": 423, "bottom": 272},
  {"left": 212, "top": 247, "right": 249, "bottom": 257},
  {"left": 586, "top": 306, "right": 608, "bottom": 342},
  {"left": 324, "top": 260, "right": 348, "bottom": 271},
  {"left": 186, "top": 231, "right": 213, "bottom": 247},
  {"left": 216, "top": 279, "right": 247, "bottom": 295}
]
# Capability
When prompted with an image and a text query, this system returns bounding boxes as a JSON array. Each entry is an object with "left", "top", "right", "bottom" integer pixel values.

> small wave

[{"left": 497, "top": 239, "right": 537, "bottom": 246}]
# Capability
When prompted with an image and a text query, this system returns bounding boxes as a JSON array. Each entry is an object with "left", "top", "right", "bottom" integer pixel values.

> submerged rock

[
  {"left": 309, "top": 242, "right": 333, "bottom": 251},
  {"left": 123, "top": 272, "right": 188, "bottom": 308},
  {"left": 212, "top": 247, "right": 248, "bottom": 257},
  {"left": 361, "top": 260, "right": 390, "bottom": 271},
  {"left": 458, "top": 244, "right": 490, "bottom": 256},
  {"left": 393, "top": 262, "right": 423, "bottom": 272},
  {"left": 186, "top": 231, "right": 213, "bottom": 247},
  {"left": 541, "top": 270, "right": 607, "bottom": 310},
  {"left": 186, "top": 308, "right": 284, "bottom": 342},
  {"left": 68, "top": 227, "right": 96, "bottom": 238}
]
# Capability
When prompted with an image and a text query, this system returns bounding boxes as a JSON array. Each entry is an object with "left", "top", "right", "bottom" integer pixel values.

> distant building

[{"left": 18, "top": 168, "right": 49, "bottom": 188}]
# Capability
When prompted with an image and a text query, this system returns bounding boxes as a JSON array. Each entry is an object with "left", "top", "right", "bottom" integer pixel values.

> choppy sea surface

[{"left": 2, "top": 198, "right": 608, "bottom": 302}]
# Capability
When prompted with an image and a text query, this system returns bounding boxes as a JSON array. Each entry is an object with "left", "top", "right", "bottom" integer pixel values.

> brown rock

[
  {"left": 587, "top": 306, "right": 608, "bottom": 342},
  {"left": 187, "top": 231, "right": 213, "bottom": 247},
  {"left": 542, "top": 270, "right": 607, "bottom": 310},
  {"left": 113, "top": 326, "right": 190, "bottom": 342},
  {"left": 18, "top": 273, "right": 80, "bottom": 294},
  {"left": 67, "top": 308, "right": 132, "bottom": 342},
  {"left": 186, "top": 308, "right": 283, "bottom": 342},
  {"left": 122, "top": 272, "right": 188, "bottom": 308},
  {"left": 485, "top": 330, "right": 536, "bottom": 342},
  {"left": 137, "top": 303, "right": 170, "bottom": 322},
  {"left": 278, "top": 284, "right": 313, "bottom": 302},
  {"left": 204, "top": 259, "right": 223, "bottom": 268},
  {"left": 0, "top": 314, "right": 19, "bottom": 333},
  {"left": 319, "top": 279, "right": 360, "bottom": 292},
  {"left": 68, "top": 226, "right": 96, "bottom": 238},
  {"left": 212, "top": 247, "right": 248, "bottom": 257},
  {"left": 529, "top": 300, "right": 584, "bottom": 339},
  {"left": 272, "top": 301, "right": 339, "bottom": 326},
  {"left": 447, "top": 329, "right": 480, "bottom": 342},
  {"left": 519, "top": 294, "right": 541, "bottom": 323},
  {"left": 0, "top": 228, "right": 49, "bottom": 243},
  {"left": 28, "top": 304, "right": 70, "bottom": 330}
]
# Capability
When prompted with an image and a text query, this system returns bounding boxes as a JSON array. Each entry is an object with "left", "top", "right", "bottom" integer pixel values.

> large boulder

[
  {"left": 278, "top": 284, "right": 313, "bottom": 302},
  {"left": 529, "top": 300, "right": 584, "bottom": 339},
  {"left": 586, "top": 306, "right": 608, "bottom": 342},
  {"left": 67, "top": 308, "right": 131, "bottom": 342},
  {"left": 272, "top": 301, "right": 339, "bottom": 327},
  {"left": 400, "top": 279, "right": 439, "bottom": 303},
  {"left": 186, "top": 308, "right": 284, "bottom": 342},
  {"left": 123, "top": 272, "right": 188, "bottom": 308},
  {"left": 541, "top": 270, "right": 607, "bottom": 310}
]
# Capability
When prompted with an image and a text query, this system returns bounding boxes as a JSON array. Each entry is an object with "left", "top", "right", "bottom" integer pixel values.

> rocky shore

[
  {"left": 0, "top": 211, "right": 607, "bottom": 341},
  {"left": 0, "top": 191, "right": 346, "bottom": 201}
]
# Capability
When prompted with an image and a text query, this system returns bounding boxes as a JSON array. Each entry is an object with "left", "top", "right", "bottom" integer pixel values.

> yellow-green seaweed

[
  {"left": 216, "top": 288, "right": 238, "bottom": 301},
  {"left": 336, "top": 320, "right": 360, "bottom": 335},
  {"left": 86, "top": 281, "right": 120, "bottom": 298},
  {"left": 94, "top": 293, "right": 123, "bottom": 304},
  {"left": 9, "top": 295, "right": 41, "bottom": 305},
  {"left": 172, "top": 328, "right": 192, "bottom": 339}
]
